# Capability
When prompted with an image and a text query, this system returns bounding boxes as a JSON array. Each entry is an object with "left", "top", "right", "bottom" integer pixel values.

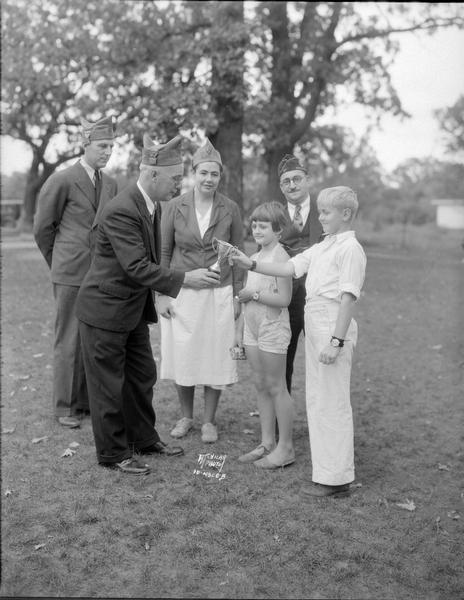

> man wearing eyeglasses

[{"left": 278, "top": 154, "right": 323, "bottom": 393}]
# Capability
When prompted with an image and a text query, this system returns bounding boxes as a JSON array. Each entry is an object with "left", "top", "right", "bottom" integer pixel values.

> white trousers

[{"left": 304, "top": 299, "right": 357, "bottom": 485}]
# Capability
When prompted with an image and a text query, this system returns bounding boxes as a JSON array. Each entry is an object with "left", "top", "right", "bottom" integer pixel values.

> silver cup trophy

[{"left": 208, "top": 238, "right": 237, "bottom": 275}]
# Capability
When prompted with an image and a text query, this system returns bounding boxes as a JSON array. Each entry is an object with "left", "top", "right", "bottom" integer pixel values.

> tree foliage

[
  {"left": 435, "top": 95, "right": 464, "bottom": 157},
  {"left": 245, "top": 1, "right": 464, "bottom": 198},
  {"left": 2, "top": 0, "right": 463, "bottom": 229}
]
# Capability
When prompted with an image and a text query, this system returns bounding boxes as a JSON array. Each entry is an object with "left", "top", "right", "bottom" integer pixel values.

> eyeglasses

[{"left": 280, "top": 175, "right": 304, "bottom": 188}]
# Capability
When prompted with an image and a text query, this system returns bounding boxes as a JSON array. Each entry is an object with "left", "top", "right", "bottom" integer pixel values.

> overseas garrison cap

[
  {"left": 277, "top": 154, "right": 307, "bottom": 178},
  {"left": 192, "top": 139, "right": 222, "bottom": 169},
  {"left": 141, "top": 134, "right": 183, "bottom": 166},
  {"left": 80, "top": 116, "right": 115, "bottom": 146}
]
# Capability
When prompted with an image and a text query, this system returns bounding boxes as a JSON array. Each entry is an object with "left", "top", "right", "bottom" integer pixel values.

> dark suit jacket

[
  {"left": 161, "top": 189, "right": 245, "bottom": 295},
  {"left": 280, "top": 196, "right": 323, "bottom": 292},
  {"left": 33, "top": 161, "right": 118, "bottom": 285},
  {"left": 76, "top": 183, "right": 185, "bottom": 333}
]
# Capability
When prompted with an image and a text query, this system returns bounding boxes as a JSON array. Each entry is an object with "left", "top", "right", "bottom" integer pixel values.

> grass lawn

[{"left": 1, "top": 224, "right": 463, "bottom": 599}]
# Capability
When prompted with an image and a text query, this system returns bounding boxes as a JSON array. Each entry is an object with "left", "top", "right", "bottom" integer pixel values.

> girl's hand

[
  {"left": 237, "top": 287, "right": 255, "bottom": 303},
  {"left": 319, "top": 344, "right": 340, "bottom": 365},
  {"left": 230, "top": 248, "right": 253, "bottom": 269}
]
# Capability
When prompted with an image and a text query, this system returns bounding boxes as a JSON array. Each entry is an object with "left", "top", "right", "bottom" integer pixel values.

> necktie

[
  {"left": 293, "top": 203, "right": 304, "bottom": 232},
  {"left": 94, "top": 169, "right": 102, "bottom": 207}
]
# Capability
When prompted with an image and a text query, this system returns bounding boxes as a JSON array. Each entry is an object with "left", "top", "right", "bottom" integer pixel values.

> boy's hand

[
  {"left": 230, "top": 249, "right": 253, "bottom": 269},
  {"left": 319, "top": 344, "right": 340, "bottom": 365}
]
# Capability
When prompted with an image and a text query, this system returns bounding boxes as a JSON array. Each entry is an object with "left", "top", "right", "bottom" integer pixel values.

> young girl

[{"left": 236, "top": 202, "right": 295, "bottom": 469}]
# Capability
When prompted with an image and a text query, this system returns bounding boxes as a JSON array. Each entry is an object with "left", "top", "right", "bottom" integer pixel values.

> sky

[{"left": 1, "top": 24, "right": 463, "bottom": 176}]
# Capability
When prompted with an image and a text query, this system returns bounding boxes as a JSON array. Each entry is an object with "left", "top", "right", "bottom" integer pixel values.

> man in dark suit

[
  {"left": 278, "top": 155, "right": 323, "bottom": 393},
  {"left": 34, "top": 116, "right": 118, "bottom": 428},
  {"left": 76, "top": 134, "right": 220, "bottom": 475}
]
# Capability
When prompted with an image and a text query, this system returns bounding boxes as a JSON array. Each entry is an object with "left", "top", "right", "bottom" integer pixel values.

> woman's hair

[
  {"left": 250, "top": 201, "right": 290, "bottom": 232},
  {"left": 317, "top": 186, "right": 358, "bottom": 217}
]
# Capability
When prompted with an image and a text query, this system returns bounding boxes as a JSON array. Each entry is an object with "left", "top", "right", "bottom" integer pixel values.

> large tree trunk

[
  {"left": 208, "top": 1, "right": 245, "bottom": 209},
  {"left": 21, "top": 156, "right": 42, "bottom": 232},
  {"left": 262, "top": 1, "right": 296, "bottom": 201},
  {"left": 21, "top": 153, "right": 56, "bottom": 232}
]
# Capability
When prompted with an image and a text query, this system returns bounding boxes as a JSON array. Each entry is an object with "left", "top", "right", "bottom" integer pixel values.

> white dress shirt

[
  {"left": 287, "top": 196, "right": 310, "bottom": 226},
  {"left": 80, "top": 157, "right": 99, "bottom": 185},
  {"left": 291, "top": 230, "right": 366, "bottom": 302},
  {"left": 137, "top": 181, "right": 156, "bottom": 218}
]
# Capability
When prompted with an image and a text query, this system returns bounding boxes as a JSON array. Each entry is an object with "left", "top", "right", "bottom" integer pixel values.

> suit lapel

[
  {"left": 73, "top": 162, "right": 97, "bottom": 209},
  {"left": 176, "top": 191, "right": 204, "bottom": 243},
  {"left": 133, "top": 187, "right": 158, "bottom": 262}
]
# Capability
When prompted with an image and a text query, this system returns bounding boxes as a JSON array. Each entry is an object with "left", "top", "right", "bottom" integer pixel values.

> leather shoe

[
  {"left": 138, "top": 441, "right": 184, "bottom": 457},
  {"left": 57, "top": 416, "right": 80, "bottom": 428},
  {"left": 300, "top": 482, "right": 351, "bottom": 498},
  {"left": 101, "top": 457, "right": 150, "bottom": 475}
]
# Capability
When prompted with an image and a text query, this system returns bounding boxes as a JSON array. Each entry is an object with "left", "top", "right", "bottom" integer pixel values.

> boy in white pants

[{"left": 231, "top": 186, "right": 366, "bottom": 497}]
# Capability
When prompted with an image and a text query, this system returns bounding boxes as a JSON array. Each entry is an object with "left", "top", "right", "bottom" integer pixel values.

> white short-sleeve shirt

[{"left": 290, "top": 230, "right": 366, "bottom": 302}]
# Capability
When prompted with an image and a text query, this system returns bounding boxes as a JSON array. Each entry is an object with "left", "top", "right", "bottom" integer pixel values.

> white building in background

[{"left": 431, "top": 199, "right": 464, "bottom": 230}]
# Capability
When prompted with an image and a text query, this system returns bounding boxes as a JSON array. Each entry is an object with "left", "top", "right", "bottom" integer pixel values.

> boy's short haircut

[
  {"left": 318, "top": 186, "right": 358, "bottom": 217},
  {"left": 250, "top": 201, "right": 290, "bottom": 232}
]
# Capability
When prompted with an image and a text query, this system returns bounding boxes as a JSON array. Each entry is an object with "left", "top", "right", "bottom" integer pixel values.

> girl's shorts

[{"left": 243, "top": 304, "right": 291, "bottom": 354}]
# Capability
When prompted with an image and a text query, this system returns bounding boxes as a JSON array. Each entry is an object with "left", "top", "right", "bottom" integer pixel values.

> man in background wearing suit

[
  {"left": 34, "top": 116, "right": 118, "bottom": 428},
  {"left": 278, "top": 155, "right": 323, "bottom": 393},
  {"left": 76, "top": 134, "right": 220, "bottom": 475}
]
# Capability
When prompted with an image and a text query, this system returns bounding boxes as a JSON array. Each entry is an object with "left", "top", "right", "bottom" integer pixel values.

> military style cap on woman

[{"left": 192, "top": 139, "right": 222, "bottom": 169}]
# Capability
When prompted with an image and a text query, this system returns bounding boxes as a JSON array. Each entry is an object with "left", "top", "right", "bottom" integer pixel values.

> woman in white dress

[{"left": 158, "top": 139, "right": 244, "bottom": 443}]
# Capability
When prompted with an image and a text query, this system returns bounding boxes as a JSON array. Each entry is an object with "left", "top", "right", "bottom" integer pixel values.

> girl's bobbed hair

[{"left": 250, "top": 201, "right": 290, "bottom": 232}]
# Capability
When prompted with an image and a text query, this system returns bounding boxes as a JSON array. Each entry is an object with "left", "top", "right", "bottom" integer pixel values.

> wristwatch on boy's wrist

[
  {"left": 249, "top": 260, "right": 257, "bottom": 271},
  {"left": 330, "top": 336, "right": 345, "bottom": 348},
  {"left": 252, "top": 291, "right": 260, "bottom": 301}
]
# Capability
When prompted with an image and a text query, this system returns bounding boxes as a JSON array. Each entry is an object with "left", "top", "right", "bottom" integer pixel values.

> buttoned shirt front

[
  {"left": 137, "top": 181, "right": 156, "bottom": 218},
  {"left": 287, "top": 196, "right": 310, "bottom": 226},
  {"left": 290, "top": 230, "right": 366, "bottom": 302}
]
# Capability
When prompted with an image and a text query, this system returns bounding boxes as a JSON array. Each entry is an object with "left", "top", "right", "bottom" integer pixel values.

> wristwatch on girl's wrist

[
  {"left": 252, "top": 291, "right": 260, "bottom": 301},
  {"left": 330, "top": 336, "right": 344, "bottom": 348},
  {"left": 249, "top": 260, "right": 257, "bottom": 271}
]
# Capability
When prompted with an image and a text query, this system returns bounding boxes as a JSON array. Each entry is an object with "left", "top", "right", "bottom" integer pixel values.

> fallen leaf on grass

[
  {"left": 431, "top": 344, "right": 443, "bottom": 350},
  {"left": 243, "top": 429, "right": 254, "bottom": 435},
  {"left": 61, "top": 448, "right": 76, "bottom": 457},
  {"left": 438, "top": 463, "right": 451, "bottom": 471},
  {"left": 34, "top": 544, "right": 46, "bottom": 551},
  {"left": 5, "top": 489, "right": 12, "bottom": 497},
  {"left": 17, "top": 375, "right": 31, "bottom": 381},
  {"left": 249, "top": 411, "right": 259, "bottom": 417},
  {"left": 396, "top": 499, "right": 416, "bottom": 512},
  {"left": 447, "top": 511, "right": 460, "bottom": 520},
  {"left": 144, "top": 542, "right": 150, "bottom": 551},
  {"left": 31, "top": 436, "right": 48, "bottom": 444},
  {"left": 2, "top": 427, "right": 16, "bottom": 434},
  {"left": 68, "top": 442, "right": 80, "bottom": 449},
  {"left": 21, "top": 386, "right": 28, "bottom": 391},
  {"left": 33, "top": 353, "right": 44, "bottom": 358},
  {"left": 351, "top": 482, "right": 363, "bottom": 488}
]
